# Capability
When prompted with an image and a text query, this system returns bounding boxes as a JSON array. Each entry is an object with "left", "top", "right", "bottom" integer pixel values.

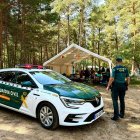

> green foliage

[
  {"left": 0, "top": 0, "right": 140, "bottom": 71},
  {"left": 130, "top": 76, "right": 140, "bottom": 85},
  {"left": 0, "top": 0, "right": 59, "bottom": 67}
]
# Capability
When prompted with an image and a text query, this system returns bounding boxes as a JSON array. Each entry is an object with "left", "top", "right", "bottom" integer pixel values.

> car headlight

[{"left": 60, "top": 96, "right": 85, "bottom": 109}]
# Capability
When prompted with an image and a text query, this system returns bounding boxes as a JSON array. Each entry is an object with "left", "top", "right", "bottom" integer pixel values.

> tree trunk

[
  {"left": 0, "top": 6, "right": 3, "bottom": 68},
  {"left": 91, "top": 33, "right": 95, "bottom": 69},
  {"left": 78, "top": 21, "right": 81, "bottom": 46},
  {"left": 40, "top": 45, "right": 43, "bottom": 64},
  {"left": 4, "top": 8, "right": 12, "bottom": 67},
  {"left": 131, "top": 2, "right": 137, "bottom": 74},
  {"left": 45, "top": 46, "right": 49, "bottom": 61},
  {"left": 97, "top": 28, "right": 101, "bottom": 68},
  {"left": 57, "top": 17, "right": 60, "bottom": 53},
  {"left": 114, "top": 18, "right": 119, "bottom": 51},
  {"left": 6, "top": 26, "right": 10, "bottom": 67},
  {"left": 67, "top": 6, "right": 70, "bottom": 46},
  {"left": 114, "top": 30, "right": 118, "bottom": 51},
  {"left": 78, "top": 1, "right": 85, "bottom": 47},
  {"left": 20, "top": 2, "right": 26, "bottom": 64},
  {"left": 13, "top": 33, "right": 18, "bottom": 66}
]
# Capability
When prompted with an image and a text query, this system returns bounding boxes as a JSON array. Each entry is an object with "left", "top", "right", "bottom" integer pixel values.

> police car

[{"left": 0, "top": 66, "right": 104, "bottom": 130}]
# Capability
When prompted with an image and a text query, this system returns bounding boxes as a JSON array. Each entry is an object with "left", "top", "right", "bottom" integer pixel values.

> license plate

[{"left": 94, "top": 110, "right": 104, "bottom": 119}]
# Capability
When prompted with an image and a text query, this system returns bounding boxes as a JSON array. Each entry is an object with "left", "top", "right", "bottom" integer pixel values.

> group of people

[{"left": 73, "top": 67, "right": 110, "bottom": 84}]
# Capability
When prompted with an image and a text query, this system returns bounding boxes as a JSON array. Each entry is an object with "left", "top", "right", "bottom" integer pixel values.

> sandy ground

[{"left": 0, "top": 86, "right": 140, "bottom": 140}]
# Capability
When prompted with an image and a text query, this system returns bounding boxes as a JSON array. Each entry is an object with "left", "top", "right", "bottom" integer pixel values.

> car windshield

[{"left": 30, "top": 71, "right": 71, "bottom": 85}]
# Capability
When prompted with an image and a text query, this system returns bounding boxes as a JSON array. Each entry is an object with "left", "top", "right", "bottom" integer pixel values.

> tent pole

[
  {"left": 60, "top": 66, "right": 62, "bottom": 74},
  {"left": 109, "top": 62, "right": 112, "bottom": 75}
]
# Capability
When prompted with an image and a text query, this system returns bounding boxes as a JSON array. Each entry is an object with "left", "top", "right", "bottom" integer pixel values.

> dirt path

[{"left": 0, "top": 86, "right": 140, "bottom": 140}]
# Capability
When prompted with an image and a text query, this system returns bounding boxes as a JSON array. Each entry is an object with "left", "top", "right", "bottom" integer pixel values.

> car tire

[{"left": 37, "top": 102, "right": 59, "bottom": 130}]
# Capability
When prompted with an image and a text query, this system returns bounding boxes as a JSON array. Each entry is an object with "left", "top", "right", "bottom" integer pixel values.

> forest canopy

[{"left": 0, "top": 0, "right": 140, "bottom": 73}]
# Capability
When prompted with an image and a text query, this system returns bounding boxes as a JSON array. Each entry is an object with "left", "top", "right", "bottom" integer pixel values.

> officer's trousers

[{"left": 111, "top": 82, "right": 126, "bottom": 118}]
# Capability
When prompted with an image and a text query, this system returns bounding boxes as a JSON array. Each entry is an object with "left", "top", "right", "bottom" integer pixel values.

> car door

[
  {"left": 13, "top": 71, "right": 38, "bottom": 113},
  {"left": 0, "top": 71, "right": 37, "bottom": 112},
  {"left": 0, "top": 71, "right": 22, "bottom": 109}
]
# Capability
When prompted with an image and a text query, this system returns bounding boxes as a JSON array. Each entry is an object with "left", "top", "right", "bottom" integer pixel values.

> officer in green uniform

[{"left": 106, "top": 57, "right": 130, "bottom": 120}]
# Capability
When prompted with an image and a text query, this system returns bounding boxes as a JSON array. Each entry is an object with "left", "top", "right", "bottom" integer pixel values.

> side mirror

[{"left": 21, "top": 81, "right": 34, "bottom": 88}]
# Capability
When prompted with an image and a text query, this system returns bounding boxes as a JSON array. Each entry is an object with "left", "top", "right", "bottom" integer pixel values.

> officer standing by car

[{"left": 106, "top": 57, "right": 130, "bottom": 120}]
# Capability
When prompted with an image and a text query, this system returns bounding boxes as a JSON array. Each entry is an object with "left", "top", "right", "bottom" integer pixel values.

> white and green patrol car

[{"left": 0, "top": 68, "right": 104, "bottom": 130}]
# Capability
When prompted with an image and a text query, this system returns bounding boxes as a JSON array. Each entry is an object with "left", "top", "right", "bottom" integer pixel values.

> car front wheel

[{"left": 37, "top": 102, "right": 59, "bottom": 130}]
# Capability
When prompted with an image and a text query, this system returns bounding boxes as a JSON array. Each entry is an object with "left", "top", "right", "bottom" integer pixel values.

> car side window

[
  {"left": 0, "top": 72, "right": 4, "bottom": 80},
  {"left": 16, "top": 72, "right": 37, "bottom": 88},
  {"left": 0, "top": 71, "right": 16, "bottom": 82}
]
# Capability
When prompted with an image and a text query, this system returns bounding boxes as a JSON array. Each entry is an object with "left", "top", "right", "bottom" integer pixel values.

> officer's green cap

[{"left": 116, "top": 57, "right": 122, "bottom": 62}]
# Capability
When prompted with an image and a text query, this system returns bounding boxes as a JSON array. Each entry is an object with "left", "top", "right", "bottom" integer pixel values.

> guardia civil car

[{"left": 0, "top": 68, "right": 104, "bottom": 130}]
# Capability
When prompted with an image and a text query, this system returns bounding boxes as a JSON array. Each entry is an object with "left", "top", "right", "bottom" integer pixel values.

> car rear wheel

[{"left": 37, "top": 102, "right": 59, "bottom": 130}]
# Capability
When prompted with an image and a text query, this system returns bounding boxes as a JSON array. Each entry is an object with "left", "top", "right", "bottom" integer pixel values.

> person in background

[
  {"left": 101, "top": 67, "right": 107, "bottom": 84},
  {"left": 95, "top": 69, "right": 102, "bottom": 83},
  {"left": 106, "top": 57, "right": 130, "bottom": 121},
  {"left": 75, "top": 70, "right": 80, "bottom": 79},
  {"left": 90, "top": 68, "right": 95, "bottom": 81},
  {"left": 90, "top": 68, "right": 94, "bottom": 77},
  {"left": 101, "top": 67, "right": 105, "bottom": 73},
  {"left": 106, "top": 68, "right": 110, "bottom": 82},
  {"left": 84, "top": 67, "right": 90, "bottom": 80},
  {"left": 80, "top": 69, "right": 84, "bottom": 78}
]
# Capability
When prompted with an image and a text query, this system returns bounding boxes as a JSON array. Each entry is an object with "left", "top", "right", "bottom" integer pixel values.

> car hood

[{"left": 43, "top": 82, "right": 100, "bottom": 99}]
